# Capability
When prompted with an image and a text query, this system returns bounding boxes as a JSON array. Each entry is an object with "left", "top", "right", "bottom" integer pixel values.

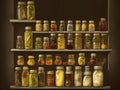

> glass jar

[
  {"left": 89, "top": 20, "right": 95, "bottom": 31},
  {"left": 93, "top": 66, "right": 104, "bottom": 87},
  {"left": 29, "top": 70, "right": 38, "bottom": 87},
  {"left": 38, "top": 67, "right": 45, "bottom": 87},
  {"left": 43, "top": 20, "right": 49, "bottom": 31},
  {"left": 78, "top": 53, "right": 86, "bottom": 65},
  {"left": 47, "top": 71, "right": 54, "bottom": 87},
  {"left": 16, "top": 35, "right": 23, "bottom": 49},
  {"left": 43, "top": 37, "right": 49, "bottom": 49},
  {"left": 99, "top": 18, "right": 107, "bottom": 31},
  {"left": 36, "top": 20, "right": 42, "bottom": 31},
  {"left": 24, "top": 26, "right": 33, "bottom": 49},
  {"left": 35, "top": 37, "right": 42, "bottom": 49},
  {"left": 67, "top": 33, "right": 73, "bottom": 40},
  {"left": 51, "top": 20, "right": 57, "bottom": 31},
  {"left": 68, "top": 54, "right": 75, "bottom": 65},
  {"left": 27, "top": 1, "right": 35, "bottom": 20},
  {"left": 89, "top": 53, "right": 97, "bottom": 66},
  {"left": 82, "top": 20, "right": 87, "bottom": 31},
  {"left": 38, "top": 54, "right": 44, "bottom": 65},
  {"left": 75, "top": 20, "right": 81, "bottom": 31},
  {"left": 59, "top": 20, "right": 65, "bottom": 31},
  {"left": 84, "top": 34, "right": 92, "bottom": 49},
  {"left": 57, "top": 34, "right": 65, "bottom": 49},
  {"left": 46, "top": 55, "right": 53, "bottom": 65},
  {"left": 67, "top": 20, "right": 73, "bottom": 31},
  {"left": 56, "top": 66, "right": 64, "bottom": 86},
  {"left": 75, "top": 33, "right": 82, "bottom": 49},
  {"left": 55, "top": 55, "right": 62, "bottom": 65},
  {"left": 74, "top": 66, "right": 82, "bottom": 86},
  {"left": 15, "top": 67, "right": 22, "bottom": 86},
  {"left": 22, "top": 66, "right": 29, "bottom": 87},
  {"left": 17, "top": 55, "right": 24, "bottom": 66},
  {"left": 67, "top": 40, "right": 74, "bottom": 49},
  {"left": 101, "top": 34, "right": 108, "bottom": 49},
  {"left": 65, "top": 66, "right": 73, "bottom": 87},
  {"left": 17, "top": 1, "right": 26, "bottom": 20},
  {"left": 27, "top": 56, "right": 35, "bottom": 66},
  {"left": 50, "top": 33, "right": 57, "bottom": 49},
  {"left": 93, "top": 34, "right": 100, "bottom": 49}
]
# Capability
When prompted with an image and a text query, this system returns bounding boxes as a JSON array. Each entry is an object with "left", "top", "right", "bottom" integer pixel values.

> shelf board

[{"left": 9, "top": 19, "right": 36, "bottom": 23}]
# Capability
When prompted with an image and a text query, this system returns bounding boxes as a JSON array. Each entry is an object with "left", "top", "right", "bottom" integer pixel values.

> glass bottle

[
  {"left": 93, "top": 66, "right": 104, "bottom": 87},
  {"left": 56, "top": 66, "right": 64, "bottom": 86},
  {"left": 43, "top": 20, "right": 49, "bottom": 31},
  {"left": 22, "top": 66, "right": 29, "bottom": 87},
  {"left": 43, "top": 37, "right": 49, "bottom": 49},
  {"left": 27, "top": 1, "right": 35, "bottom": 20},
  {"left": 99, "top": 18, "right": 107, "bottom": 31},
  {"left": 59, "top": 20, "right": 65, "bottom": 31},
  {"left": 84, "top": 34, "right": 92, "bottom": 49},
  {"left": 35, "top": 37, "right": 42, "bottom": 49},
  {"left": 55, "top": 55, "right": 62, "bottom": 65},
  {"left": 67, "top": 20, "right": 73, "bottom": 31},
  {"left": 38, "top": 67, "right": 45, "bottom": 87},
  {"left": 38, "top": 54, "right": 44, "bottom": 65},
  {"left": 78, "top": 53, "right": 86, "bottom": 65},
  {"left": 15, "top": 67, "right": 22, "bottom": 86},
  {"left": 57, "top": 34, "right": 65, "bottom": 49},
  {"left": 93, "top": 34, "right": 100, "bottom": 49},
  {"left": 17, "top": 1, "right": 26, "bottom": 20},
  {"left": 75, "top": 20, "right": 81, "bottom": 31},
  {"left": 17, "top": 55, "right": 24, "bottom": 66},
  {"left": 47, "top": 71, "right": 54, "bottom": 87},
  {"left": 51, "top": 20, "right": 57, "bottom": 31},
  {"left": 65, "top": 66, "right": 73, "bottom": 87},
  {"left": 67, "top": 40, "right": 74, "bottom": 49},
  {"left": 75, "top": 33, "right": 82, "bottom": 49},
  {"left": 24, "top": 26, "right": 33, "bottom": 50},
  {"left": 82, "top": 20, "right": 87, "bottom": 31},
  {"left": 89, "top": 20, "right": 95, "bottom": 31},
  {"left": 27, "top": 56, "right": 35, "bottom": 66},
  {"left": 36, "top": 20, "right": 42, "bottom": 31},
  {"left": 46, "top": 55, "right": 53, "bottom": 65},
  {"left": 101, "top": 34, "right": 108, "bottom": 49},
  {"left": 16, "top": 35, "right": 23, "bottom": 49},
  {"left": 89, "top": 53, "right": 97, "bottom": 66},
  {"left": 50, "top": 33, "right": 57, "bottom": 49},
  {"left": 29, "top": 70, "right": 38, "bottom": 87},
  {"left": 68, "top": 54, "right": 75, "bottom": 65},
  {"left": 74, "top": 66, "right": 82, "bottom": 86}
]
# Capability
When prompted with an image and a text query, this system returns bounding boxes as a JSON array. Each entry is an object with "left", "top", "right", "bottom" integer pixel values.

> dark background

[{"left": 0, "top": 0, "right": 120, "bottom": 90}]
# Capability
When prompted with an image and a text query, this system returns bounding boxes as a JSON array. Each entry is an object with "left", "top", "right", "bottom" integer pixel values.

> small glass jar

[
  {"left": 27, "top": 56, "right": 35, "bottom": 66},
  {"left": 43, "top": 37, "right": 49, "bottom": 49},
  {"left": 59, "top": 20, "right": 65, "bottom": 31},
  {"left": 17, "top": 1, "right": 26, "bottom": 20},
  {"left": 56, "top": 66, "right": 64, "bottom": 86},
  {"left": 27, "top": 1, "right": 35, "bottom": 20},
  {"left": 82, "top": 20, "right": 87, "bottom": 31},
  {"left": 50, "top": 33, "right": 57, "bottom": 49},
  {"left": 84, "top": 34, "right": 92, "bottom": 49},
  {"left": 57, "top": 34, "right": 65, "bottom": 49},
  {"left": 55, "top": 55, "right": 62, "bottom": 65},
  {"left": 89, "top": 20, "right": 95, "bottom": 31},
  {"left": 51, "top": 20, "right": 57, "bottom": 31},
  {"left": 67, "top": 33, "right": 73, "bottom": 40},
  {"left": 16, "top": 35, "right": 23, "bottom": 49},
  {"left": 75, "top": 33, "right": 82, "bottom": 49},
  {"left": 36, "top": 20, "right": 42, "bottom": 31},
  {"left": 68, "top": 54, "right": 75, "bottom": 65},
  {"left": 38, "top": 54, "right": 44, "bottom": 65},
  {"left": 43, "top": 20, "right": 49, "bottom": 31},
  {"left": 46, "top": 55, "right": 53, "bottom": 65},
  {"left": 78, "top": 53, "right": 86, "bottom": 65},
  {"left": 17, "top": 55, "right": 24, "bottom": 66},
  {"left": 35, "top": 37, "right": 42, "bottom": 49},
  {"left": 22, "top": 66, "right": 29, "bottom": 87},
  {"left": 93, "top": 66, "right": 104, "bottom": 87},
  {"left": 89, "top": 53, "right": 97, "bottom": 66},
  {"left": 38, "top": 67, "right": 45, "bottom": 87},
  {"left": 101, "top": 34, "right": 108, "bottom": 49},
  {"left": 15, "top": 67, "right": 22, "bottom": 86},
  {"left": 47, "top": 71, "right": 54, "bottom": 87},
  {"left": 67, "top": 40, "right": 74, "bottom": 49},
  {"left": 74, "top": 66, "right": 82, "bottom": 86},
  {"left": 93, "top": 34, "right": 100, "bottom": 49},
  {"left": 99, "top": 18, "right": 107, "bottom": 31},
  {"left": 75, "top": 20, "right": 81, "bottom": 31},
  {"left": 67, "top": 20, "right": 73, "bottom": 31}
]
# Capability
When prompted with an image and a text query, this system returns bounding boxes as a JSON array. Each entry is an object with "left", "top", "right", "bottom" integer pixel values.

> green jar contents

[
  {"left": 59, "top": 20, "right": 65, "bottom": 31},
  {"left": 101, "top": 34, "right": 108, "bottom": 49},
  {"left": 36, "top": 20, "right": 42, "bottom": 31},
  {"left": 84, "top": 34, "right": 92, "bottom": 49},
  {"left": 35, "top": 37, "right": 42, "bottom": 49},
  {"left": 75, "top": 20, "right": 81, "bottom": 31},
  {"left": 75, "top": 33, "right": 82, "bottom": 49},
  {"left": 57, "top": 34, "right": 65, "bottom": 49},
  {"left": 27, "top": 1, "right": 35, "bottom": 20},
  {"left": 82, "top": 20, "right": 87, "bottom": 31},
  {"left": 88, "top": 20, "right": 95, "bottom": 31},
  {"left": 43, "top": 20, "right": 49, "bottom": 31},
  {"left": 78, "top": 53, "right": 86, "bottom": 65},
  {"left": 24, "top": 26, "right": 33, "bottom": 50},
  {"left": 29, "top": 70, "right": 38, "bottom": 87},
  {"left": 93, "top": 34, "right": 100, "bottom": 49},
  {"left": 17, "top": 1, "right": 26, "bottom": 20}
]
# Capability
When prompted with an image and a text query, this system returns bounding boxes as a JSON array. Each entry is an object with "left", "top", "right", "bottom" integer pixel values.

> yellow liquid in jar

[{"left": 57, "top": 36, "right": 65, "bottom": 49}]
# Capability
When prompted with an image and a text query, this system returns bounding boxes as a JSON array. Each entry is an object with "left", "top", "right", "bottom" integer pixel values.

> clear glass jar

[
  {"left": 101, "top": 34, "right": 108, "bottom": 49},
  {"left": 68, "top": 54, "right": 75, "bottom": 65},
  {"left": 75, "top": 20, "right": 81, "bottom": 31},
  {"left": 43, "top": 37, "right": 49, "bottom": 49},
  {"left": 46, "top": 55, "right": 53, "bottom": 65},
  {"left": 55, "top": 55, "right": 62, "bottom": 65},
  {"left": 29, "top": 70, "right": 38, "bottom": 87},
  {"left": 67, "top": 33, "right": 73, "bottom": 40},
  {"left": 50, "top": 33, "right": 57, "bottom": 49},
  {"left": 59, "top": 20, "right": 65, "bottom": 31},
  {"left": 78, "top": 53, "right": 86, "bottom": 65},
  {"left": 17, "top": 1, "right": 26, "bottom": 20},
  {"left": 43, "top": 20, "right": 49, "bottom": 31},
  {"left": 16, "top": 35, "right": 23, "bottom": 49},
  {"left": 82, "top": 20, "right": 87, "bottom": 31},
  {"left": 56, "top": 66, "right": 64, "bottom": 86},
  {"left": 74, "top": 66, "right": 82, "bottom": 86},
  {"left": 15, "top": 67, "right": 22, "bottom": 86},
  {"left": 93, "top": 34, "right": 100, "bottom": 49},
  {"left": 17, "top": 55, "right": 24, "bottom": 66},
  {"left": 51, "top": 20, "right": 57, "bottom": 31},
  {"left": 38, "top": 67, "right": 45, "bottom": 87},
  {"left": 38, "top": 54, "right": 44, "bottom": 65},
  {"left": 99, "top": 18, "right": 107, "bottom": 31},
  {"left": 35, "top": 37, "right": 42, "bottom": 49},
  {"left": 22, "top": 66, "right": 29, "bottom": 87},
  {"left": 27, "top": 56, "right": 35, "bottom": 66},
  {"left": 24, "top": 26, "right": 33, "bottom": 49},
  {"left": 67, "top": 40, "right": 74, "bottom": 49},
  {"left": 89, "top": 53, "right": 97, "bottom": 66},
  {"left": 47, "top": 71, "right": 54, "bottom": 87},
  {"left": 89, "top": 20, "right": 95, "bottom": 31},
  {"left": 93, "top": 66, "right": 104, "bottom": 87},
  {"left": 84, "top": 34, "right": 92, "bottom": 49},
  {"left": 36, "top": 20, "right": 42, "bottom": 31},
  {"left": 75, "top": 33, "right": 82, "bottom": 49},
  {"left": 27, "top": 1, "right": 35, "bottom": 20},
  {"left": 67, "top": 20, "right": 73, "bottom": 31},
  {"left": 57, "top": 34, "right": 65, "bottom": 49}
]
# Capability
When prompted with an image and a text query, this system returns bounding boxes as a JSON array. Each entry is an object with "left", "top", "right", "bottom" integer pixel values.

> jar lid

[
  {"left": 85, "top": 66, "right": 90, "bottom": 71},
  {"left": 67, "top": 40, "right": 73, "bottom": 43},
  {"left": 82, "top": 20, "right": 87, "bottom": 23},
  {"left": 47, "top": 71, "right": 54, "bottom": 74},
  {"left": 76, "top": 20, "right": 81, "bottom": 23},
  {"left": 38, "top": 67, "right": 44, "bottom": 71},
  {"left": 51, "top": 20, "right": 56, "bottom": 23},
  {"left": 43, "top": 37, "right": 49, "bottom": 41},
  {"left": 15, "top": 67, "right": 21, "bottom": 70},
  {"left": 58, "top": 34, "right": 64, "bottom": 36},
  {"left": 46, "top": 54, "right": 52, "bottom": 57},
  {"left": 36, "top": 20, "right": 42, "bottom": 23},
  {"left": 94, "top": 66, "right": 103, "bottom": 70},
  {"left": 85, "top": 34, "right": 91, "bottom": 36},
  {"left": 66, "top": 66, "right": 72, "bottom": 71},
  {"left": 30, "top": 70, "right": 37, "bottom": 73},
  {"left": 84, "top": 71, "right": 91, "bottom": 75},
  {"left": 17, "top": 35, "right": 22, "bottom": 39},
  {"left": 38, "top": 54, "right": 44, "bottom": 58},
  {"left": 68, "top": 33, "right": 73, "bottom": 36},
  {"left": 89, "top": 20, "right": 94, "bottom": 23},
  {"left": 36, "top": 37, "right": 41, "bottom": 41},
  {"left": 75, "top": 33, "right": 81, "bottom": 36},
  {"left": 57, "top": 66, "right": 64, "bottom": 70},
  {"left": 91, "top": 53, "right": 96, "bottom": 57},
  {"left": 75, "top": 66, "right": 82, "bottom": 70},
  {"left": 93, "top": 33, "right": 100, "bottom": 36},
  {"left": 50, "top": 33, "right": 56, "bottom": 36},
  {"left": 25, "top": 26, "right": 32, "bottom": 30},
  {"left": 68, "top": 20, "right": 73, "bottom": 23},
  {"left": 101, "top": 34, "right": 107, "bottom": 36},
  {"left": 18, "top": 1, "right": 26, "bottom": 5},
  {"left": 44, "top": 20, "right": 49, "bottom": 23},
  {"left": 60, "top": 20, "right": 65, "bottom": 24},
  {"left": 28, "top": 56, "right": 34, "bottom": 59},
  {"left": 23, "top": 66, "right": 29, "bottom": 70},
  {"left": 79, "top": 53, "right": 85, "bottom": 56},
  {"left": 18, "top": 55, "right": 24, "bottom": 59},
  {"left": 27, "top": 1, "right": 34, "bottom": 4},
  {"left": 100, "top": 18, "right": 106, "bottom": 21}
]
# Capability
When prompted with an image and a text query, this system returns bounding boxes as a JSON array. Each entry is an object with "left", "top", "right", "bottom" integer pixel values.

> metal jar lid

[
  {"left": 75, "top": 66, "right": 82, "bottom": 70},
  {"left": 46, "top": 54, "right": 52, "bottom": 57},
  {"left": 38, "top": 67, "right": 44, "bottom": 71},
  {"left": 84, "top": 71, "right": 91, "bottom": 75},
  {"left": 68, "top": 20, "right": 73, "bottom": 24},
  {"left": 43, "top": 37, "right": 49, "bottom": 42},
  {"left": 94, "top": 66, "right": 103, "bottom": 70},
  {"left": 18, "top": 55, "right": 24, "bottom": 59},
  {"left": 82, "top": 20, "right": 87, "bottom": 23},
  {"left": 47, "top": 71, "right": 54, "bottom": 74},
  {"left": 30, "top": 70, "right": 37, "bottom": 73},
  {"left": 76, "top": 20, "right": 81, "bottom": 24},
  {"left": 56, "top": 66, "right": 64, "bottom": 70},
  {"left": 100, "top": 18, "right": 106, "bottom": 21},
  {"left": 38, "top": 54, "right": 44, "bottom": 58},
  {"left": 75, "top": 33, "right": 81, "bottom": 36},
  {"left": 66, "top": 66, "right": 72, "bottom": 71},
  {"left": 17, "top": 35, "right": 23, "bottom": 39},
  {"left": 101, "top": 34, "right": 107, "bottom": 36},
  {"left": 91, "top": 53, "right": 96, "bottom": 57},
  {"left": 15, "top": 67, "right": 21, "bottom": 70},
  {"left": 25, "top": 26, "right": 32, "bottom": 30},
  {"left": 79, "top": 53, "right": 85, "bottom": 56},
  {"left": 50, "top": 33, "right": 56, "bottom": 36},
  {"left": 89, "top": 20, "right": 94, "bottom": 24},
  {"left": 27, "top": 1, "right": 34, "bottom": 5},
  {"left": 28, "top": 56, "right": 34, "bottom": 59},
  {"left": 85, "top": 33, "right": 91, "bottom": 36},
  {"left": 60, "top": 20, "right": 65, "bottom": 24},
  {"left": 36, "top": 37, "right": 42, "bottom": 41},
  {"left": 51, "top": 20, "right": 56, "bottom": 24},
  {"left": 43, "top": 20, "right": 49, "bottom": 24},
  {"left": 23, "top": 66, "right": 29, "bottom": 70},
  {"left": 18, "top": 1, "right": 26, "bottom": 5},
  {"left": 36, "top": 20, "right": 42, "bottom": 24},
  {"left": 67, "top": 40, "right": 73, "bottom": 43},
  {"left": 93, "top": 33, "right": 100, "bottom": 36},
  {"left": 58, "top": 34, "right": 64, "bottom": 37}
]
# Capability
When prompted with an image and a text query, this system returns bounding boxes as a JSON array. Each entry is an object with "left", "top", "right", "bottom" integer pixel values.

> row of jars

[
  {"left": 15, "top": 66, "right": 104, "bottom": 87},
  {"left": 17, "top": 53, "right": 105, "bottom": 66}
]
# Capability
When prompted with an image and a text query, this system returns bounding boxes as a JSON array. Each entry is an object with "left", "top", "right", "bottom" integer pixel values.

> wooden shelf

[{"left": 9, "top": 19, "right": 36, "bottom": 23}]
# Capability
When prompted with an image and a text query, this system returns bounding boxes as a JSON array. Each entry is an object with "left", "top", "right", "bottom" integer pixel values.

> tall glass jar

[
  {"left": 36, "top": 20, "right": 42, "bottom": 31},
  {"left": 57, "top": 34, "right": 65, "bottom": 49},
  {"left": 27, "top": 1, "right": 35, "bottom": 20},
  {"left": 46, "top": 55, "right": 53, "bottom": 65},
  {"left": 78, "top": 53, "right": 86, "bottom": 65},
  {"left": 24, "top": 26, "right": 33, "bottom": 49},
  {"left": 82, "top": 20, "right": 87, "bottom": 31},
  {"left": 67, "top": 20, "right": 73, "bottom": 31},
  {"left": 27, "top": 56, "right": 35, "bottom": 66},
  {"left": 17, "top": 1, "right": 26, "bottom": 20},
  {"left": 101, "top": 34, "right": 108, "bottom": 49},
  {"left": 84, "top": 34, "right": 92, "bottom": 49},
  {"left": 51, "top": 20, "right": 57, "bottom": 31},
  {"left": 99, "top": 18, "right": 107, "bottom": 31},
  {"left": 38, "top": 67, "right": 45, "bottom": 87},
  {"left": 93, "top": 34, "right": 100, "bottom": 49},
  {"left": 16, "top": 35, "right": 23, "bottom": 49},
  {"left": 50, "top": 33, "right": 57, "bottom": 49},
  {"left": 68, "top": 54, "right": 75, "bottom": 65},
  {"left": 43, "top": 37, "right": 49, "bottom": 49},
  {"left": 17, "top": 55, "right": 24, "bottom": 66},
  {"left": 74, "top": 66, "right": 82, "bottom": 86},
  {"left": 88, "top": 20, "right": 95, "bottom": 31},
  {"left": 35, "top": 37, "right": 42, "bottom": 49},
  {"left": 56, "top": 66, "right": 64, "bottom": 86},
  {"left": 93, "top": 66, "right": 104, "bottom": 87},
  {"left": 47, "top": 71, "right": 54, "bottom": 87},
  {"left": 75, "top": 20, "right": 81, "bottom": 31},
  {"left": 22, "top": 66, "right": 29, "bottom": 87},
  {"left": 55, "top": 55, "right": 62, "bottom": 65},
  {"left": 59, "top": 20, "right": 65, "bottom": 31},
  {"left": 89, "top": 53, "right": 97, "bottom": 66},
  {"left": 43, "top": 20, "right": 49, "bottom": 31},
  {"left": 75, "top": 33, "right": 82, "bottom": 49},
  {"left": 38, "top": 54, "right": 44, "bottom": 65},
  {"left": 15, "top": 67, "right": 22, "bottom": 86}
]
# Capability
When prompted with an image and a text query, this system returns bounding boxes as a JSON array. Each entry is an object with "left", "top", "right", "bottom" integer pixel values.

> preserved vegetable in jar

[
  {"left": 38, "top": 54, "right": 44, "bottom": 65},
  {"left": 101, "top": 34, "right": 108, "bottom": 49},
  {"left": 99, "top": 18, "right": 107, "bottom": 31},
  {"left": 43, "top": 37, "right": 49, "bottom": 49},
  {"left": 59, "top": 20, "right": 65, "bottom": 31},
  {"left": 16, "top": 35, "right": 23, "bottom": 49},
  {"left": 27, "top": 56, "right": 35, "bottom": 66},
  {"left": 55, "top": 55, "right": 62, "bottom": 65},
  {"left": 50, "top": 33, "right": 57, "bottom": 49},
  {"left": 46, "top": 55, "right": 53, "bottom": 65},
  {"left": 57, "top": 34, "right": 65, "bottom": 49},
  {"left": 35, "top": 37, "right": 42, "bottom": 49},
  {"left": 75, "top": 20, "right": 81, "bottom": 31},
  {"left": 67, "top": 20, "right": 73, "bottom": 31},
  {"left": 68, "top": 54, "right": 75, "bottom": 65},
  {"left": 88, "top": 20, "right": 95, "bottom": 31},
  {"left": 17, "top": 55, "right": 24, "bottom": 66},
  {"left": 75, "top": 33, "right": 82, "bottom": 49},
  {"left": 78, "top": 53, "right": 86, "bottom": 65},
  {"left": 84, "top": 34, "right": 92, "bottom": 49},
  {"left": 82, "top": 20, "right": 87, "bottom": 31},
  {"left": 47, "top": 71, "right": 54, "bottom": 87},
  {"left": 89, "top": 53, "right": 97, "bottom": 66},
  {"left": 51, "top": 20, "right": 57, "bottom": 31},
  {"left": 36, "top": 20, "right": 42, "bottom": 31},
  {"left": 43, "top": 20, "right": 49, "bottom": 31},
  {"left": 93, "top": 34, "right": 100, "bottom": 49}
]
